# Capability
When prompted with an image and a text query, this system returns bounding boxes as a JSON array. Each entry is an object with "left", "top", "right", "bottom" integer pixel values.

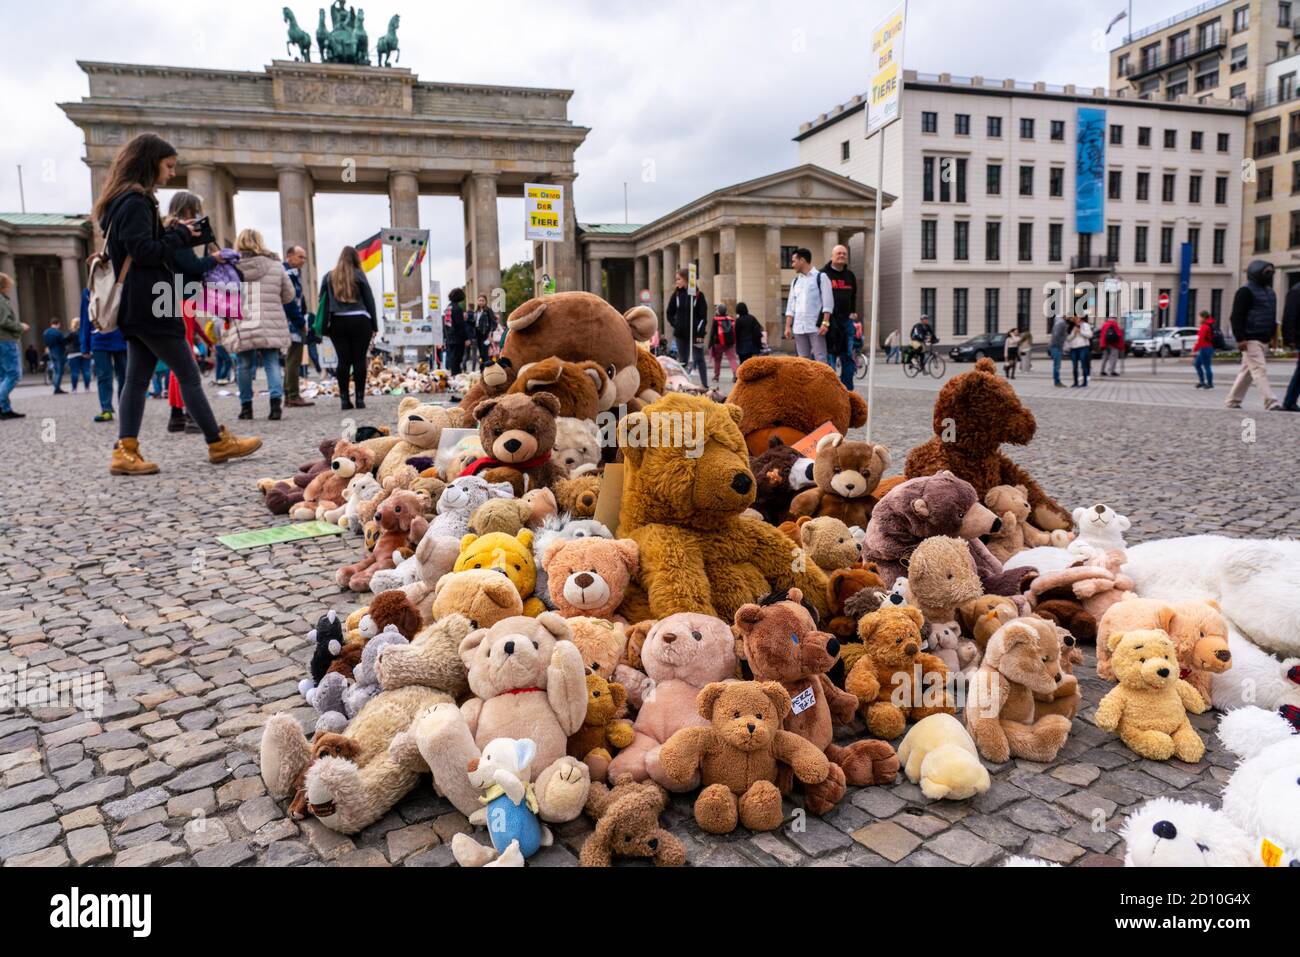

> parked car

[
  {"left": 949, "top": 332, "right": 1008, "bottom": 362},
  {"left": 1130, "top": 327, "right": 1186, "bottom": 357}
]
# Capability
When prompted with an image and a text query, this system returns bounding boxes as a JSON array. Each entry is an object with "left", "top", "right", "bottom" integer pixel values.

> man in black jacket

[
  {"left": 1280, "top": 279, "right": 1300, "bottom": 412},
  {"left": 666, "top": 268, "right": 709, "bottom": 387},
  {"left": 1225, "top": 260, "right": 1280, "bottom": 410},
  {"left": 823, "top": 244, "right": 858, "bottom": 390},
  {"left": 444, "top": 288, "right": 471, "bottom": 375}
]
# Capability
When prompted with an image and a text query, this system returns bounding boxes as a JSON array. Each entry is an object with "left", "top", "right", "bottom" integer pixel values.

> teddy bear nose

[
  {"left": 1095, "top": 503, "right": 1105, "bottom": 513},
  {"left": 746, "top": 722, "right": 755, "bottom": 733},
  {"left": 574, "top": 572, "right": 595, "bottom": 588},
  {"left": 662, "top": 632, "right": 677, "bottom": 644},
  {"left": 648, "top": 837, "right": 658, "bottom": 850},
  {"left": 1156, "top": 666, "right": 1169, "bottom": 678},
  {"left": 504, "top": 641, "right": 515, "bottom": 655},
  {"left": 904, "top": 643, "right": 917, "bottom": 655},
  {"left": 408, "top": 414, "right": 424, "bottom": 423},
  {"left": 1152, "top": 820, "right": 1177, "bottom": 840},
  {"left": 504, "top": 438, "right": 522, "bottom": 454},
  {"left": 1054, "top": 673, "right": 1062, "bottom": 683},
  {"left": 989, "top": 517, "right": 1003, "bottom": 533},
  {"left": 731, "top": 472, "right": 753, "bottom": 494},
  {"left": 825, "top": 638, "right": 840, "bottom": 657},
  {"left": 1216, "top": 650, "right": 1231, "bottom": 662}
]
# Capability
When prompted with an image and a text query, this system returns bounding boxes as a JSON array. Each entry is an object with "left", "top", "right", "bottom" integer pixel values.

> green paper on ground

[{"left": 217, "top": 521, "right": 346, "bottom": 551}]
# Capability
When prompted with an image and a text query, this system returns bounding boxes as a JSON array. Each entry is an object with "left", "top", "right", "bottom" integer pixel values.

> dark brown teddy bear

[
  {"left": 750, "top": 437, "right": 808, "bottom": 525},
  {"left": 579, "top": 774, "right": 685, "bottom": 867},
  {"left": 726, "top": 355, "right": 868, "bottom": 458},
  {"left": 789, "top": 434, "right": 890, "bottom": 528},
  {"left": 364, "top": 590, "right": 423, "bottom": 641},
  {"left": 901, "top": 357, "right": 1071, "bottom": 532},
  {"left": 463, "top": 392, "right": 567, "bottom": 495},
  {"left": 507, "top": 356, "right": 610, "bottom": 421}
]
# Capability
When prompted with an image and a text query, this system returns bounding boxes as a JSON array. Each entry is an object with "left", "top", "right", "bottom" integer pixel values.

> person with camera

[
  {"left": 95, "top": 133, "right": 260, "bottom": 475},
  {"left": 164, "top": 190, "right": 226, "bottom": 433}
]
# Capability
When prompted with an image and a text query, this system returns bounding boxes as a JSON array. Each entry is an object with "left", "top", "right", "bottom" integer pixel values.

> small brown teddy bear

[
  {"left": 983, "top": 484, "right": 1070, "bottom": 563},
  {"left": 658, "top": 680, "right": 831, "bottom": 834},
  {"left": 956, "top": 594, "right": 1022, "bottom": 652},
  {"left": 508, "top": 356, "right": 610, "bottom": 420},
  {"left": 361, "top": 590, "right": 423, "bottom": 641},
  {"left": 905, "top": 535, "right": 985, "bottom": 624},
  {"left": 844, "top": 605, "right": 955, "bottom": 740},
  {"left": 824, "top": 565, "right": 887, "bottom": 641},
  {"left": 568, "top": 672, "right": 635, "bottom": 782},
  {"left": 779, "top": 516, "right": 860, "bottom": 573},
  {"left": 1095, "top": 629, "right": 1207, "bottom": 762},
  {"left": 554, "top": 473, "right": 601, "bottom": 518},
  {"left": 789, "top": 434, "right": 890, "bottom": 529},
  {"left": 465, "top": 391, "right": 567, "bottom": 495},
  {"left": 750, "top": 436, "right": 809, "bottom": 525},
  {"left": 287, "top": 731, "right": 362, "bottom": 820},
  {"left": 579, "top": 774, "right": 686, "bottom": 867},
  {"left": 468, "top": 497, "right": 534, "bottom": 537}
]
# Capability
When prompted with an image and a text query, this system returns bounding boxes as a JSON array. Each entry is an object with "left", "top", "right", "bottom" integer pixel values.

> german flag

[{"left": 356, "top": 231, "right": 383, "bottom": 273}]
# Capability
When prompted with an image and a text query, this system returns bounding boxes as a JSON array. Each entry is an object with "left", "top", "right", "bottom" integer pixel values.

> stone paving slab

[{"left": 1, "top": 376, "right": 1297, "bottom": 868}]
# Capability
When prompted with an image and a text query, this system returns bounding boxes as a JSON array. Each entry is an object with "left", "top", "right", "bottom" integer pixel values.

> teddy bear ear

[
  {"left": 516, "top": 528, "right": 534, "bottom": 550},
  {"left": 530, "top": 392, "right": 562, "bottom": 418},
  {"left": 736, "top": 356, "right": 778, "bottom": 383},
  {"left": 759, "top": 681, "right": 793, "bottom": 720},
  {"left": 873, "top": 444, "right": 891, "bottom": 470},
  {"left": 903, "top": 606, "right": 925, "bottom": 631},
  {"left": 513, "top": 738, "right": 536, "bottom": 773},
  {"left": 733, "top": 603, "right": 764, "bottom": 634},
  {"left": 695, "top": 681, "right": 730, "bottom": 720},
  {"left": 615, "top": 539, "right": 640, "bottom": 575},
  {"left": 398, "top": 396, "right": 420, "bottom": 415},
  {"left": 816, "top": 432, "right": 843, "bottom": 454},
  {"left": 911, "top": 498, "right": 930, "bottom": 518},
  {"left": 609, "top": 682, "right": 628, "bottom": 711},
  {"left": 624, "top": 305, "right": 657, "bottom": 342},
  {"left": 1106, "top": 629, "right": 1127, "bottom": 652},
  {"left": 474, "top": 397, "right": 501, "bottom": 423},
  {"left": 723, "top": 403, "right": 744, "bottom": 427},
  {"left": 536, "top": 612, "right": 572, "bottom": 643},
  {"left": 459, "top": 533, "right": 479, "bottom": 553},
  {"left": 458, "top": 627, "right": 488, "bottom": 664},
  {"left": 1016, "top": 484, "right": 1028, "bottom": 497}
]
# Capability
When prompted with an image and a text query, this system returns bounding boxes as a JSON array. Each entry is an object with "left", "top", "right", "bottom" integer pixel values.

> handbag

[{"left": 85, "top": 222, "right": 131, "bottom": 334}]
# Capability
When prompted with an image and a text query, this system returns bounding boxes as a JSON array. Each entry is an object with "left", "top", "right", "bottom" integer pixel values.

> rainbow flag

[
  {"left": 402, "top": 239, "right": 427, "bottom": 278},
  {"left": 356, "top": 231, "right": 383, "bottom": 272}
]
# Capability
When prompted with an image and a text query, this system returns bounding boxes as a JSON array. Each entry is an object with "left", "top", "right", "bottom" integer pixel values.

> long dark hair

[
  {"left": 331, "top": 246, "right": 361, "bottom": 303},
  {"left": 92, "top": 134, "right": 177, "bottom": 223}
]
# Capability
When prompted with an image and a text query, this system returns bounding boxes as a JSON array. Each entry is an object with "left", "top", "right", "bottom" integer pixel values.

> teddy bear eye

[
  {"left": 624, "top": 835, "right": 632, "bottom": 842},
  {"left": 733, "top": 711, "right": 741, "bottom": 719},
  {"left": 526, "top": 426, "right": 536, "bottom": 435},
  {"left": 691, "top": 631, "right": 702, "bottom": 641},
  {"left": 532, "top": 640, "right": 539, "bottom": 649},
  {"left": 473, "top": 562, "right": 482, "bottom": 569},
  {"left": 755, "top": 713, "right": 763, "bottom": 720},
  {"left": 593, "top": 689, "right": 601, "bottom": 697},
  {"left": 514, "top": 564, "right": 521, "bottom": 571},
  {"left": 468, "top": 620, "right": 478, "bottom": 630}
]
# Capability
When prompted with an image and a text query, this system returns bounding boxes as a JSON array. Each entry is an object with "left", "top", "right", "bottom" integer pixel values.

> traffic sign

[
  {"left": 639, "top": 288, "right": 651, "bottom": 305},
  {"left": 1157, "top": 292, "right": 1170, "bottom": 309}
]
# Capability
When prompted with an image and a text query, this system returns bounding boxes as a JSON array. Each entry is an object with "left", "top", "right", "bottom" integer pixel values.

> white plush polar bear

[
  {"left": 1119, "top": 796, "right": 1258, "bottom": 867},
  {"left": 1123, "top": 535, "right": 1300, "bottom": 712},
  {"left": 1005, "top": 503, "right": 1131, "bottom": 574},
  {"left": 1217, "top": 706, "right": 1300, "bottom": 864}
]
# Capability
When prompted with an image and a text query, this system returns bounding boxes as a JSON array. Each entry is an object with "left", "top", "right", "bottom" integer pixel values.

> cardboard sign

[
  {"left": 792, "top": 422, "right": 841, "bottom": 458},
  {"left": 217, "top": 521, "right": 345, "bottom": 551}
]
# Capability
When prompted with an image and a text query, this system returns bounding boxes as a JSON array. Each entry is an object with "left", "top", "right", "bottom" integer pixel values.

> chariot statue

[{"left": 285, "top": 2, "right": 397, "bottom": 66}]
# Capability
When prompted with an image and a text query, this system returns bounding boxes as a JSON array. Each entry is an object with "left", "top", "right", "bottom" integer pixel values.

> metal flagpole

[{"left": 865, "top": 124, "right": 885, "bottom": 446}]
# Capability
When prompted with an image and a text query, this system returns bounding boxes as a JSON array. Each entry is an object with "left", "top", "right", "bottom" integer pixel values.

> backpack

[
  {"left": 1103, "top": 323, "right": 1121, "bottom": 348},
  {"left": 201, "top": 262, "right": 244, "bottom": 322},
  {"left": 714, "top": 315, "right": 735, "bottom": 349},
  {"left": 86, "top": 221, "right": 131, "bottom": 334}
]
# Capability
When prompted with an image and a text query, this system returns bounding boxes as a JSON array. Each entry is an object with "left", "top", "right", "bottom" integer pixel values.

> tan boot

[
  {"left": 110, "top": 438, "right": 160, "bottom": 476},
  {"left": 208, "top": 426, "right": 263, "bottom": 464}
]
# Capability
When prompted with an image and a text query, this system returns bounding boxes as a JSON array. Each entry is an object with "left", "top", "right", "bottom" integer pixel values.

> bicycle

[{"left": 903, "top": 343, "right": 946, "bottom": 379}]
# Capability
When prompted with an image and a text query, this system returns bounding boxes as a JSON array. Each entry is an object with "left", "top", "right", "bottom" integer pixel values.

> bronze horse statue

[
  {"left": 377, "top": 14, "right": 400, "bottom": 66},
  {"left": 284, "top": 7, "right": 312, "bottom": 61}
]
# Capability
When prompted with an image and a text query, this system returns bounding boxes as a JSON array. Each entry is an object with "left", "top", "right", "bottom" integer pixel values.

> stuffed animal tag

[
  {"left": 790, "top": 686, "right": 816, "bottom": 715},
  {"left": 1260, "top": 838, "right": 1283, "bottom": 867}
]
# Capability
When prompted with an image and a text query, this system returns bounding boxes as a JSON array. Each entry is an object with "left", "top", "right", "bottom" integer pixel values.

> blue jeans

[
  {"left": 0, "top": 340, "right": 20, "bottom": 412},
  {"left": 93, "top": 349, "right": 128, "bottom": 413},
  {"left": 1194, "top": 346, "right": 1215, "bottom": 387},
  {"left": 1050, "top": 346, "right": 1063, "bottom": 384},
  {"left": 237, "top": 348, "right": 284, "bottom": 403},
  {"left": 1071, "top": 346, "right": 1090, "bottom": 385},
  {"left": 836, "top": 342, "right": 856, "bottom": 390},
  {"left": 49, "top": 349, "right": 67, "bottom": 390},
  {"left": 215, "top": 345, "right": 233, "bottom": 382},
  {"left": 1283, "top": 355, "right": 1300, "bottom": 409},
  {"left": 68, "top": 354, "right": 91, "bottom": 390}
]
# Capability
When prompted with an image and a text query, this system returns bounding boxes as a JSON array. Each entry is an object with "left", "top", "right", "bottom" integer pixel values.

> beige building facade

[
  {"left": 797, "top": 71, "right": 1247, "bottom": 345},
  {"left": 0, "top": 213, "right": 94, "bottom": 353}
]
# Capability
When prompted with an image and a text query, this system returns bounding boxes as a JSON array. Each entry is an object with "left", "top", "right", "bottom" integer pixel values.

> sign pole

[{"left": 865, "top": 124, "right": 885, "bottom": 446}]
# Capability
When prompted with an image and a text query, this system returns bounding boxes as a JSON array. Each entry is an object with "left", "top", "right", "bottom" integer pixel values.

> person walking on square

[
  {"left": 44, "top": 318, "right": 68, "bottom": 393},
  {"left": 0, "top": 272, "right": 28, "bottom": 420},
  {"left": 1280, "top": 282, "right": 1300, "bottom": 411},
  {"left": 1097, "top": 314, "right": 1124, "bottom": 377},
  {"left": 65, "top": 323, "right": 91, "bottom": 392},
  {"left": 96, "top": 133, "right": 260, "bottom": 475},
  {"left": 80, "top": 287, "right": 127, "bottom": 422},
  {"left": 734, "top": 302, "right": 762, "bottom": 366},
  {"left": 1193, "top": 310, "right": 1218, "bottom": 390},
  {"left": 884, "top": 327, "right": 900, "bottom": 363},
  {"left": 442, "top": 287, "right": 471, "bottom": 376},
  {"left": 320, "top": 245, "right": 378, "bottom": 411},
  {"left": 1226, "top": 260, "right": 1282, "bottom": 411},
  {"left": 708, "top": 303, "right": 740, "bottom": 383},
  {"left": 24, "top": 343, "right": 38, "bottom": 375},
  {"left": 822, "top": 244, "right": 858, "bottom": 389},
  {"left": 473, "top": 294, "right": 495, "bottom": 371},
  {"left": 1067, "top": 315, "right": 1092, "bottom": 388},
  {"left": 1003, "top": 328, "right": 1021, "bottom": 379},
  {"left": 165, "top": 190, "right": 225, "bottom": 433},
  {"left": 783, "top": 247, "right": 832, "bottom": 365},
  {"left": 667, "top": 268, "right": 709, "bottom": 386},
  {"left": 1049, "top": 315, "right": 1069, "bottom": 387},
  {"left": 282, "top": 245, "right": 315, "bottom": 409},
  {"left": 228, "top": 229, "right": 292, "bottom": 421},
  {"left": 1019, "top": 328, "right": 1034, "bottom": 372}
]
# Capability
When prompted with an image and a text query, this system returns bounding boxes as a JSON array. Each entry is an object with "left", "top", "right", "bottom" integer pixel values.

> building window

[
  {"left": 953, "top": 288, "right": 968, "bottom": 336},
  {"left": 1188, "top": 226, "right": 1200, "bottom": 263},
  {"left": 1078, "top": 232, "right": 1092, "bottom": 262},
  {"left": 1110, "top": 124, "right": 1123, "bottom": 145},
  {"left": 1135, "top": 225, "right": 1149, "bottom": 263},
  {"left": 1255, "top": 118, "right": 1281, "bottom": 157},
  {"left": 1290, "top": 210, "right": 1300, "bottom": 248},
  {"left": 954, "top": 220, "right": 970, "bottom": 261},
  {"left": 1259, "top": 166, "right": 1274, "bottom": 200},
  {"left": 1217, "top": 132, "right": 1230, "bottom": 152},
  {"left": 940, "top": 160, "right": 951, "bottom": 202},
  {"left": 1021, "top": 118, "right": 1036, "bottom": 140},
  {"left": 1293, "top": 159, "right": 1300, "bottom": 193},
  {"left": 921, "top": 288, "right": 937, "bottom": 323},
  {"left": 1138, "top": 126, "right": 1151, "bottom": 146},
  {"left": 955, "top": 158, "right": 968, "bottom": 203},
  {"left": 1213, "top": 227, "right": 1226, "bottom": 264},
  {"left": 1187, "top": 288, "right": 1198, "bottom": 320},
  {"left": 1281, "top": 42, "right": 1293, "bottom": 61},
  {"left": 987, "top": 116, "right": 1002, "bottom": 138},
  {"left": 984, "top": 289, "right": 1000, "bottom": 334},
  {"left": 921, "top": 219, "right": 938, "bottom": 260},
  {"left": 1162, "top": 172, "right": 1177, "bottom": 202},
  {"left": 1211, "top": 288, "right": 1223, "bottom": 320},
  {"left": 780, "top": 246, "right": 800, "bottom": 268},
  {"left": 923, "top": 156, "right": 935, "bottom": 202},
  {"left": 1291, "top": 112, "right": 1300, "bottom": 150},
  {"left": 1049, "top": 166, "right": 1064, "bottom": 197},
  {"left": 1197, "top": 19, "right": 1222, "bottom": 48},
  {"left": 1229, "top": 83, "right": 1247, "bottom": 99},
  {"left": 1282, "top": 1, "right": 1293, "bottom": 26},
  {"left": 1018, "top": 222, "right": 1033, "bottom": 262},
  {"left": 1189, "top": 174, "right": 1202, "bottom": 203},
  {"left": 1196, "top": 69, "right": 1219, "bottom": 92},
  {"left": 1191, "top": 131, "right": 1204, "bottom": 151},
  {"left": 922, "top": 111, "right": 938, "bottom": 133},
  {"left": 1168, "top": 69, "right": 1189, "bottom": 98},
  {"left": 1019, "top": 165, "right": 1034, "bottom": 197},
  {"left": 955, "top": 113, "right": 971, "bottom": 135},
  {"left": 840, "top": 140, "right": 851, "bottom": 162},
  {"left": 1281, "top": 73, "right": 1297, "bottom": 102},
  {"left": 1160, "top": 226, "right": 1175, "bottom": 263},
  {"left": 1233, "top": 5, "right": 1249, "bottom": 33},
  {"left": 1169, "top": 29, "right": 1190, "bottom": 60},
  {"left": 1140, "top": 42, "right": 1160, "bottom": 72},
  {"left": 1106, "top": 224, "right": 1121, "bottom": 263},
  {"left": 1137, "top": 171, "right": 1151, "bottom": 200},
  {"left": 1050, "top": 119, "right": 1065, "bottom": 141},
  {"left": 1048, "top": 223, "right": 1063, "bottom": 262},
  {"left": 985, "top": 221, "right": 1001, "bottom": 262},
  {"left": 986, "top": 162, "right": 1002, "bottom": 196},
  {"left": 1118, "top": 53, "right": 1131, "bottom": 77},
  {"left": 1164, "top": 129, "right": 1177, "bottom": 149},
  {"left": 1254, "top": 215, "right": 1271, "bottom": 252},
  {"left": 1017, "top": 288, "right": 1032, "bottom": 331},
  {"left": 1230, "top": 44, "right": 1247, "bottom": 71},
  {"left": 1108, "top": 169, "right": 1122, "bottom": 200},
  {"left": 1215, "top": 174, "right": 1229, "bottom": 204}
]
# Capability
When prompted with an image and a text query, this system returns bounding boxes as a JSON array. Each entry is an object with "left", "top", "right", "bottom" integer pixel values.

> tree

[{"left": 501, "top": 260, "right": 535, "bottom": 316}]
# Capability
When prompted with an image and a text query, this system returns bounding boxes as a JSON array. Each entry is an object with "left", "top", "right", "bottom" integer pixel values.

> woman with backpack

[
  {"left": 708, "top": 303, "right": 740, "bottom": 383},
  {"left": 319, "top": 245, "right": 378, "bottom": 410},
  {"left": 734, "top": 302, "right": 762, "bottom": 366},
  {"left": 93, "top": 133, "right": 260, "bottom": 475},
  {"left": 225, "top": 229, "right": 293, "bottom": 421},
  {"left": 1096, "top": 314, "right": 1125, "bottom": 377}
]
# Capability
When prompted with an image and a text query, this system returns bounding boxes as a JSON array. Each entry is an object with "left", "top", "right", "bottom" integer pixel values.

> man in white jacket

[{"left": 783, "top": 248, "right": 833, "bottom": 364}]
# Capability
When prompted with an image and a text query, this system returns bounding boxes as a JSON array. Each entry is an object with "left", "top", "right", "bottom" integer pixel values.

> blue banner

[
  {"left": 1075, "top": 107, "right": 1106, "bottom": 235},
  {"left": 1177, "top": 242, "right": 1193, "bottom": 327}
]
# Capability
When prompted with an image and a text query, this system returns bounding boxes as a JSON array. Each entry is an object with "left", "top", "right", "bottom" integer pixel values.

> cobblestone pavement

[{"left": 2, "top": 371, "right": 1298, "bottom": 868}]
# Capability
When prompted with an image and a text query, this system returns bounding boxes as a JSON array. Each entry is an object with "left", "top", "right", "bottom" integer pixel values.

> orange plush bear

[{"left": 844, "top": 605, "right": 955, "bottom": 740}]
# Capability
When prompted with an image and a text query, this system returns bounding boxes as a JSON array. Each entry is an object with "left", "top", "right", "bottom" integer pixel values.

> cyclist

[{"left": 907, "top": 314, "right": 938, "bottom": 372}]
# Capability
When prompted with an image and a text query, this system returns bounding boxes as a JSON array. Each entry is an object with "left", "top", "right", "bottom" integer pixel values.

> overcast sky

[{"left": 0, "top": 0, "right": 1195, "bottom": 295}]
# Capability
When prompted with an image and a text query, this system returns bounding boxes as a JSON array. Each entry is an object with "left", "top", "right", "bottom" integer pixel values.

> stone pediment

[{"left": 723, "top": 165, "right": 885, "bottom": 204}]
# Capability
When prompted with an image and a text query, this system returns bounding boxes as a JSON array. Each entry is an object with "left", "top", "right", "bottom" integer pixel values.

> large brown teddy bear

[
  {"left": 1096, "top": 598, "right": 1232, "bottom": 707},
  {"left": 734, "top": 589, "right": 899, "bottom": 815},
  {"left": 458, "top": 291, "right": 656, "bottom": 414},
  {"left": 900, "top": 357, "right": 1071, "bottom": 532},
  {"left": 376, "top": 397, "right": 470, "bottom": 482},
  {"left": 658, "top": 681, "right": 831, "bottom": 834},
  {"left": 727, "top": 355, "right": 869, "bottom": 458},
  {"left": 862, "top": 472, "right": 1035, "bottom": 596},
  {"left": 508, "top": 356, "right": 610, "bottom": 420},
  {"left": 615, "top": 392, "right": 829, "bottom": 624},
  {"left": 844, "top": 605, "right": 955, "bottom": 740},
  {"left": 464, "top": 392, "right": 567, "bottom": 495},
  {"left": 964, "top": 619, "right": 1073, "bottom": 763},
  {"left": 789, "top": 434, "right": 890, "bottom": 529}
]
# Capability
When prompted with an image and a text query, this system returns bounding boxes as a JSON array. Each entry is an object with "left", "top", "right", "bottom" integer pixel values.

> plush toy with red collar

[{"left": 462, "top": 392, "right": 567, "bottom": 496}]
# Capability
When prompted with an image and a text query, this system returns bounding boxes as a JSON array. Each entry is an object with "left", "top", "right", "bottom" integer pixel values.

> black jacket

[
  {"left": 735, "top": 311, "right": 763, "bottom": 357},
  {"left": 1229, "top": 260, "right": 1278, "bottom": 344},
  {"left": 319, "top": 272, "right": 379, "bottom": 336},
  {"left": 1282, "top": 282, "right": 1300, "bottom": 350},
  {"left": 667, "top": 287, "right": 708, "bottom": 340},
  {"left": 100, "top": 190, "right": 194, "bottom": 339}
]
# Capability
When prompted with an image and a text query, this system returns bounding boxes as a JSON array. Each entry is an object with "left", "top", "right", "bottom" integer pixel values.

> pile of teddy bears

[
  {"left": 311, "top": 357, "right": 452, "bottom": 399},
  {"left": 254, "top": 296, "right": 1299, "bottom": 867}
]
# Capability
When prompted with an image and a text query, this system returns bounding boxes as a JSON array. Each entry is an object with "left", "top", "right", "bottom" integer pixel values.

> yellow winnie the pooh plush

[{"left": 1095, "top": 629, "right": 1207, "bottom": 762}]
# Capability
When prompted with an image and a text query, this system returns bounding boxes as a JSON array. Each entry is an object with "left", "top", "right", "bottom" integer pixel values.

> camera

[{"left": 190, "top": 216, "right": 216, "bottom": 248}]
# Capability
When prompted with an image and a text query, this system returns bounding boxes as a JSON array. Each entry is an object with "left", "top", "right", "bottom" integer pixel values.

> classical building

[
  {"left": 574, "top": 166, "right": 892, "bottom": 344},
  {"left": 59, "top": 60, "right": 589, "bottom": 317},
  {"left": 1110, "top": 0, "right": 1300, "bottom": 293},
  {"left": 797, "top": 71, "right": 1247, "bottom": 343},
  {"left": 0, "top": 213, "right": 94, "bottom": 353}
]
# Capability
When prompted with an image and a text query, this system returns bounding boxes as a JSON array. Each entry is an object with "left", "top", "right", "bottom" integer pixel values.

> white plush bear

[
  {"left": 1124, "top": 535, "right": 1300, "bottom": 713},
  {"left": 554, "top": 417, "right": 602, "bottom": 478},
  {"left": 338, "top": 473, "right": 384, "bottom": 534},
  {"left": 897, "top": 713, "right": 990, "bottom": 800},
  {"left": 1068, "top": 503, "right": 1131, "bottom": 563},
  {"left": 1119, "top": 796, "right": 1259, "bottom": 867},
  {"left": 1217, "top": 706, "right": 1300, "bottom": 865}
]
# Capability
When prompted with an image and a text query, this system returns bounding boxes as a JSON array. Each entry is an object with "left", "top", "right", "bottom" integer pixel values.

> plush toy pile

[{"left": 253, "top": 294, "right": 1300, "bottom": 867}]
